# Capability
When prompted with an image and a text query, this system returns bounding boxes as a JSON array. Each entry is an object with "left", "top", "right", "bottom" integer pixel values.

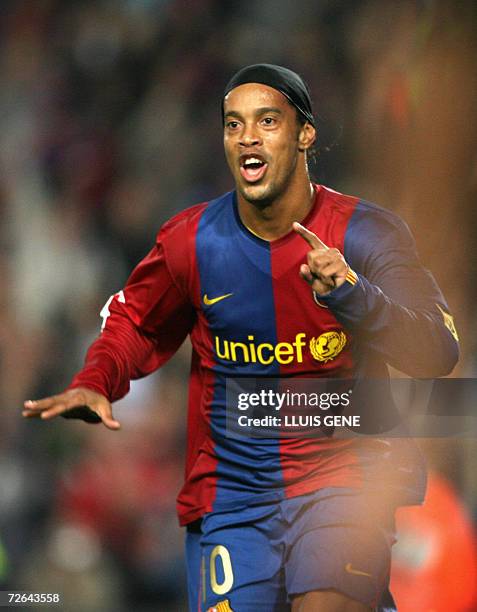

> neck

[{"left": 237, "top": 172, "right": 315, "bottom": 241}]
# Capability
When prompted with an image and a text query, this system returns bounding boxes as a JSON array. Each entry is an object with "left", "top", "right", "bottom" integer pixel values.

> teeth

[{"left": 244, "top": 157, "right": 262, "bottom": 166}]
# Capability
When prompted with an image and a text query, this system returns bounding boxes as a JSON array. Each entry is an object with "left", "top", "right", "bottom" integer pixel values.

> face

[{"left": 223, "top": 83, "right": 313, "bottom": 206}]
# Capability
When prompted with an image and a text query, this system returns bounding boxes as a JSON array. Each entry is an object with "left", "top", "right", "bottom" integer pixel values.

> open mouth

[{"left": 239, "top": 155, "right": 268, "bottom": 183}]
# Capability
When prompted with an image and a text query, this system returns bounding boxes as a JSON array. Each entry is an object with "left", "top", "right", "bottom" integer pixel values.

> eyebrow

[{"left": 224, "top": 107, "right": 283, "bottom": 119}]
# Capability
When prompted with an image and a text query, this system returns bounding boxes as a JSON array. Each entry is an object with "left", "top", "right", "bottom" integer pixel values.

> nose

[{"left": 239, "top": 123, "right": 261, "bottom": 147}]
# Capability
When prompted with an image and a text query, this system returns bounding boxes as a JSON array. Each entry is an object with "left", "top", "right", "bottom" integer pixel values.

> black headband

[{"left": 223, "top": 63, "right": 315, "bottom": 126}]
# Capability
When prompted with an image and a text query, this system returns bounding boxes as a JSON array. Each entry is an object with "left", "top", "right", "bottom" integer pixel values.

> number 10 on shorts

[{"left": 203, "top": 544, "right": 234, "bottom": 605}]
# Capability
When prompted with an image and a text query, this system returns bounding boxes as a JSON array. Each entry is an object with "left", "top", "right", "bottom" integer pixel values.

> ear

[{"left": 298, "top": 123, "right": 316, "bottom": 152}]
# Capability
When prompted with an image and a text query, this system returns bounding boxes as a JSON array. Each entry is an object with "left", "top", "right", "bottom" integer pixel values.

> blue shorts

[{"left": 185, "top": 487, "right": 397, "bottom": 611}]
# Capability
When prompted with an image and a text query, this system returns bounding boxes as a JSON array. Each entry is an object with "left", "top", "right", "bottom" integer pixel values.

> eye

[
  {"left": 261, "top": 116, "right": 277, "bottom": 126},
  {"left": 226, "top": 120, "right": 240, "bottom": 130}
]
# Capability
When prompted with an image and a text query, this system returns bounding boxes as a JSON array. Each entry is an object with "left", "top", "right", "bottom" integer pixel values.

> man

[{"left": 23, "top": 64, "right": 459, "bottom": 611}]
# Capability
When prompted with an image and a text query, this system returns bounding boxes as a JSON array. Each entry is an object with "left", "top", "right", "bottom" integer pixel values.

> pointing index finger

[{"left": 293, "top": 222, "right": 328, "bottom": 250}]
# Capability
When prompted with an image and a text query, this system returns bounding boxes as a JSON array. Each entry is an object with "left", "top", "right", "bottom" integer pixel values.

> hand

[
  {"left": 23, "top": 387, "right": 121, "bottom": 430},
  {"left": 293, "top": 221, "right": 349, "bottom": 295}
]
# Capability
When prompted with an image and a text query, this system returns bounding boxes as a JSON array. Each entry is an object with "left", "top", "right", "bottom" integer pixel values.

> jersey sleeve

[
  {"left": 67, "top": 227, "right": 195, "bottom": 403},
  {"left": 315, "top": 207, "right": 459, "bottom": 377}
]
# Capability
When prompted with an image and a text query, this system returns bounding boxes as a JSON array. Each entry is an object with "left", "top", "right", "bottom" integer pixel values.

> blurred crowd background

[{"left": 0, "top": 0, "right": 476, "bottom": 610}]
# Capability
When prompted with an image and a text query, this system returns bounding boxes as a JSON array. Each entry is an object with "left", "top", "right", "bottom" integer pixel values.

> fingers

[
  {"left": 292, "top": 221, "right": 328, "bottom": 251},
  {"left": 24, "top": 396, "right": 58, "bottom": 410},
  {"left": 98, "top": 405, "right": 121, "bottom": 431},
  {"left": 299, "top": 263, "right": 335, "bottom": 295},
  {"left": 299, "top": 263, "right": 314, "bottom": 284},
  {"left": 296, "top": 226, "right": 349, "bottom": 293},
  {"left": 23, "top": 389, "right": 121, "bottom": 430},
  {"left": 24, "top": 400, "right": 68, "bottom": 420},
  {"left": 306, "top": 248, "right": 338, "bottom": 270},
  {"left": 308, "top": 246, "right": 347, "bottom": 274},
  {"left": 315, "top": 260, "right": 347, "bottom": 280},
  {"left": 23, "top": 390, "right": 89, "bottom": 418},
  {"left": 23, "top": 396, "right": 66, "bottom": 419},
  {"left": 300, "top": 263, "right": 334, "bottom": 288}
]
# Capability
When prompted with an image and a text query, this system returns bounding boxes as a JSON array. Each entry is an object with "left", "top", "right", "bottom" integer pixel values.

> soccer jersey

[{"left": 69, "top": 184, "right": 459, "bottom": 526}]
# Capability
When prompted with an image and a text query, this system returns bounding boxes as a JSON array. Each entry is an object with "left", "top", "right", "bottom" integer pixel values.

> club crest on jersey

[
  {"left": 309, "top": 331, "right": 347, "bottom": 362},
  {"left": 206, "top": 599, "right": 234, "bottom": 612}
]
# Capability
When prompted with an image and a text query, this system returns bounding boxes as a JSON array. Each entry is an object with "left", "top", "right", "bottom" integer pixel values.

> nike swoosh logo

[
  {"left": 345, "top": 563, "right": 372, "bottom": 578},
  {"left": 203, "top": 293, "right": 233, "bottom": 306}
]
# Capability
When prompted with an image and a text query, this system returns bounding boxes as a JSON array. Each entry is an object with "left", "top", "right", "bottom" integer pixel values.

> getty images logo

[{"left": 214, "top": 331, "right": 347, "bottom": 365}]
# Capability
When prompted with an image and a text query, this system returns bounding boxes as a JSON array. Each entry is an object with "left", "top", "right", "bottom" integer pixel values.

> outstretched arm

[{"left": 23, "top": 234, "right": 194, "bottom": 427}]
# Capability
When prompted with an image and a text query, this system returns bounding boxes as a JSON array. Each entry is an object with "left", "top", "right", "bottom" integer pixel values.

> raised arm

[{"left": 293, "top": 209, "right": 459, "bottom": 377}]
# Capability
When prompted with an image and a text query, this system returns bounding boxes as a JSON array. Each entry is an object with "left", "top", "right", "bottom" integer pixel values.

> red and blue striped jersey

[{"left": 69, "top": 184, "right": 459, "bottom": 526}]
